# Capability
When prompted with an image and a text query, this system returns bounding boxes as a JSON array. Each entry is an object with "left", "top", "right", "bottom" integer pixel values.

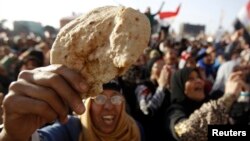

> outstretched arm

[
  {"left": 173, "top": 71, "right": 245, "bottom": 141},
  {"left": 0, "top": 65, "right": 89, "bottom": 141}
]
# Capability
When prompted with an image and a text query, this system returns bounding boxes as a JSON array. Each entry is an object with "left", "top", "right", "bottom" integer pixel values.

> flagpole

[
  {"left": 219, "top": 9, "right": 224, "bottom": 28},
  {"left": 158, "top": 1, "right": 165, "bottom": 13}
]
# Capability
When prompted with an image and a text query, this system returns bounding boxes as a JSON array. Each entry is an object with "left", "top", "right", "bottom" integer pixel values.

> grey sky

[{"left": 0, "top": 0, "right": 248, "bottom": 34}]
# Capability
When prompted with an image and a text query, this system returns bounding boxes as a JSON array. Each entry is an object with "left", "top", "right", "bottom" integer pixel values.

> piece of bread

[{"left": 50, "top": 6, "right": 150, "bottom": 98}]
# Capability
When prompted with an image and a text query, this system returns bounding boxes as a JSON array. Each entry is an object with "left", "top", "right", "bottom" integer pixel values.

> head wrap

[{"left": 79, "top": 95, "right": 140, "bottom": 141}]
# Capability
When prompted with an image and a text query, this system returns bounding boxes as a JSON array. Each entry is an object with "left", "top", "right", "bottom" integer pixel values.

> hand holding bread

[{"left": 51, "top": 6, "right": 150, "bottom": 98}]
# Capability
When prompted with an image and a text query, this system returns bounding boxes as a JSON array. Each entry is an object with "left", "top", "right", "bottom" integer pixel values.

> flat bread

[{"left": 50, "top": 6, "right": 150, "bottom": 98}]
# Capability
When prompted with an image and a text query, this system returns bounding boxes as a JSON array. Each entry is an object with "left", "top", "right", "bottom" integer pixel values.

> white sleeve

[{"left": 31, "top": 130, "right": 41, "bottom": 141}]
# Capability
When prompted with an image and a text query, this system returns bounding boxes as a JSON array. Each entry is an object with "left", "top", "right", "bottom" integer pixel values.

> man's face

[
  {"left": 203, "top": 53, "right": 215, "bottom": 65},
  {"left": 163, "top": 48, "right": 177, "bottom": 65}
]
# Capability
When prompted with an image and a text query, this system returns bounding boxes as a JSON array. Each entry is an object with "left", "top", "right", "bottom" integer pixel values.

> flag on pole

[
  {"left": 237, "top": 0, "right": 250, "bottom": 33},
  {"left": 157, "top": 4, "right": 181, "bottom": 28},
  {"left": 235, "top": 0, "right": 250, "bottom": 44},
  {"left": 158, "top": 4, "right": 181, "bottom": 19}
]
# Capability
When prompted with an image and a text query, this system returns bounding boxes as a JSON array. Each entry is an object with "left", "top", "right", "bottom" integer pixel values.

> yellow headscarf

[{"left": 79, "top": 98, "right": 141, "bottom": 141}]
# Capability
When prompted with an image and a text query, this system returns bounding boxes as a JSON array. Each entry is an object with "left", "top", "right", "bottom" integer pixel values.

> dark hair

[{"left": 103, "top": 79, "right": 122, "bottom": 93}]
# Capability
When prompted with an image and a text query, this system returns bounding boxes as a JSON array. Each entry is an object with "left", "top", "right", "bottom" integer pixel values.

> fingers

[
  {"left": 225, "top": 71, "right": 248, "bottom": 96},
  {"left": 158, "top": 65, "right": 171, "bottom": 88},
  {"left": 0, "top": 92, "right": 4, "bottom": 103},
  {"left": 18, "top": 71, "right": 85, "bottom": 115},
  {"left": 228, "top": 71, "right": 243, "bottom": 81},
  {"left": 9, "top": 80, "right": 69, "bottom": 122},
  {"left": 162, "top": 65, "right": 172, "bottom": 79},
  {"left": 33, "top": 65, "right": 89, "bottom": 93},
  {"left": 17, "top": 65, "right": 87, "bottom": 114},
  {"left": 230, "top": 72, "right": 246, "bottom": 88},
  {"left": 3, "top": 93, "right": 58, "bottom": 123}
]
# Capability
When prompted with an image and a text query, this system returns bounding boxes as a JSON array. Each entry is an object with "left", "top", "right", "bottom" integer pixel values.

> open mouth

[
  {"left": 194, "top": 87, "right": 203, "bottom": 92},
  {"left": 102, "top": 115, "right": 115, "bottom": 125}
]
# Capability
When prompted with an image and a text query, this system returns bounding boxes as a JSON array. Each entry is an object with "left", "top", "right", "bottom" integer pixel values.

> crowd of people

[{"left": 0, "top": 6, "right": 250, "bottom": 141}]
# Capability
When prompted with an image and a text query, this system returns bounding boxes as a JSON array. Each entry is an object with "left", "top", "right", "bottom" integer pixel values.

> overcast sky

[{"left": 0, "top": 0, "right": 248, "bottom": 34}]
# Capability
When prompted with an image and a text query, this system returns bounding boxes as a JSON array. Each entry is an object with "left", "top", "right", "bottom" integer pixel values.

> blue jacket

[{"left": 37, "top": 116, "right": 145, "bottom": 141}]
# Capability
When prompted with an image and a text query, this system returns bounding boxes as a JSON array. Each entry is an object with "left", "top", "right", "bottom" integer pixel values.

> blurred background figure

[{"left": 165, "top": 67, "right": 247, "bottom": 141}]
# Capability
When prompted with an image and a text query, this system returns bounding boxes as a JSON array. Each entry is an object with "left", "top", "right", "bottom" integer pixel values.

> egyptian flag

[
  {"left": 157, "top": 4, "right": 181, "bottom": 29},
  {"left": 234, "top": 0, "right": 250, "bottom": 45},
  {"left": 159, "top": 4, "right": 181, "bottom": 19}
]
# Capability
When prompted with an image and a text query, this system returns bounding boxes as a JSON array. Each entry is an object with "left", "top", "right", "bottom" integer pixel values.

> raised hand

[{"left": 0, "top": 65, "right": 88, "bottom": 141}]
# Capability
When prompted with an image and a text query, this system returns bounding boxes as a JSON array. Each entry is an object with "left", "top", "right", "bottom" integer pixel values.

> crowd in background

[{"left": 0, "top": 8, "right": 250, "bottom": 141}]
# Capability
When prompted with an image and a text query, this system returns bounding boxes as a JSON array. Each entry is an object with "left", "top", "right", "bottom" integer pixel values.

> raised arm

[
  {"left": 173, "top": 71, "right": 246, "bottom": 141},
  {"left": 0, "top": 65, "right": 88, "bottom": 141}
]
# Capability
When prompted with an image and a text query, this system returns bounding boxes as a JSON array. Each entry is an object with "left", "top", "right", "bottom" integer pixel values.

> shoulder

[
  {"left": 166, "top": 104, "right": 187, "bottom": 123},
  {"left": 37, "top": 115, "right": 82, "bottom": 141},
  {"left": 135, "top": 120, "right": 146, "bottom": 141}
]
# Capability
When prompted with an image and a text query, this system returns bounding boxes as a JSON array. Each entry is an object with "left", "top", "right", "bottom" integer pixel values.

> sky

[{"left": 0, "top": 0, "right": 249, "bottom": 34}]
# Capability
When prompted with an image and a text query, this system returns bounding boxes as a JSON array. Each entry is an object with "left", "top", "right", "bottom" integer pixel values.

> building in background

[
  {"left": 59, "top": 13, "right": 81, "bottom": 28},
  {"left": 179, "top": 23, "right": 205, "bottom": 37},
  {"left": 13, "top": 21, "right": 45, "bottom": 37}
]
